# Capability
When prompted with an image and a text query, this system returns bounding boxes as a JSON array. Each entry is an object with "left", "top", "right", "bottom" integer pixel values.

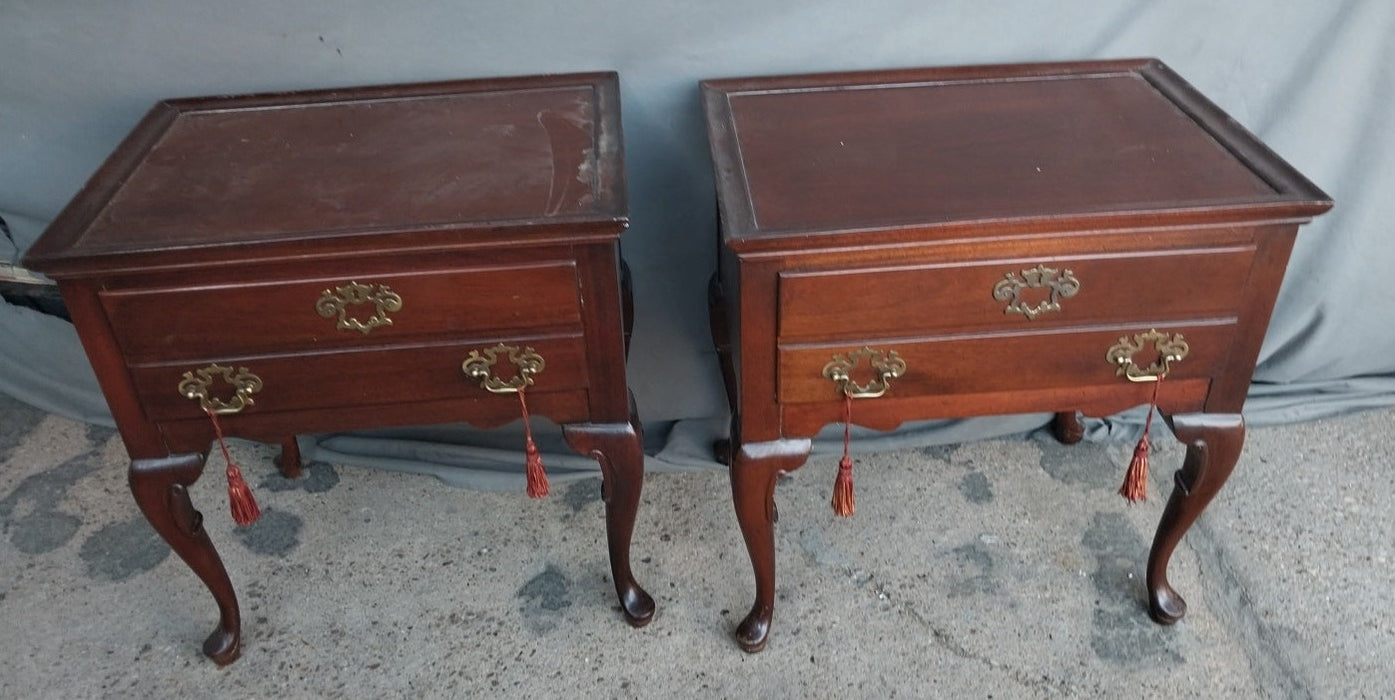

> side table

[
  {"left": 24, "top": 72, "right": 654, "bottom": 664},
  {"left": 701, "top": 59, "right": 1331, "bottom": 652}
]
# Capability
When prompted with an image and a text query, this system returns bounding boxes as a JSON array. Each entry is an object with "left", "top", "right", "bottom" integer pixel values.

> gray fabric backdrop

[{"left": 3, "top": 1, "right": 1392, "bottom": 485}]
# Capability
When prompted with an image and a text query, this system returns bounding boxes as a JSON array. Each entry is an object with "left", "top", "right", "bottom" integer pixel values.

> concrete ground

[{"left": 1, "top": 392, "right": 1391, "bottom": 698}]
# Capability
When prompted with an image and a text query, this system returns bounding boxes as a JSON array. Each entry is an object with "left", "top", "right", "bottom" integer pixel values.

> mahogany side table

[
  {"left": 24, "top": 72, "right": 654, "bottom": 664},
  {"left": 701, "top": 59, "right": 1331, "bottom": 652}
]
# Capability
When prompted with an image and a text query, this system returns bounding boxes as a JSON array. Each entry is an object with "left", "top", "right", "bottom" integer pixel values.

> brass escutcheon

[
  {"left": 821, "top": 346, "right": 907, "bottom": 399},
  {"left": 177, "top": 363, "right": 263, "bottom": 415},
  {"left": 462, "top": 343, "right": 546, "bottom": 394},
  {"left": 1106, "top": 329, "right": 1190, "bottom": 382},
  {"left": 315, "top": 281, "right": 403, "bottom": 334},
  {"left": 992, "top": 264, "right": 1080, "bottom": 319}
]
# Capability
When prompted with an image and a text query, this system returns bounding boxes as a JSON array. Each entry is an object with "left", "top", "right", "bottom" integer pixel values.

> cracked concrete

[{"left": 0, "top": 391, "right": 1392, "bottom": 697}]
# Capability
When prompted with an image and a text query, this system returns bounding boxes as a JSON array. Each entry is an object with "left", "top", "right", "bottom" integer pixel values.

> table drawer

[
  {"left": 101, "top": 261, "right": 584, "bottom": 361},
  {"left": 129, "top": 335, "right": 588, "bottom": 422},
  {"left": 777, "top": 322, "right": 1234, "bottom": 404},
  {"left": 777, "top": 247, "right": 1254, "bottom": 341}
]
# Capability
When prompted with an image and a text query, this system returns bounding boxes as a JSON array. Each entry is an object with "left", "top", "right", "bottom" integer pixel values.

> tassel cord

[
  {"left": 842, "top": 393, "right": 853, "bottom": 458},
  {"left": 207, "top": 408, "right": 238, "bottom": 475},
  {"left": 518, "top": 387, "right": 549, "bottom": 498},
  {"left": 831, "top": 393, "right": 856, "bottom": 517},
  {"left": 1140, "top": 377, "right": 1160, "bottom": 437},
  {"left": 517, "top": 387, "right": 536, "bottom": 450}
]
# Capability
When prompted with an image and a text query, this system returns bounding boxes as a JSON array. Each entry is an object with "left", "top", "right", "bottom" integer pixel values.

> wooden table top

[
  {"left": 27, "top": 72, "right": 626, "bottom": 273},
  {"left": 702, "top": 59, "right": 1330, "bottom": 250}
]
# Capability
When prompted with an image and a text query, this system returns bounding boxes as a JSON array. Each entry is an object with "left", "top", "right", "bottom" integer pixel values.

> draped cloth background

[{"left": 3, "top": 1, "right": 1392, "bottom": 487}]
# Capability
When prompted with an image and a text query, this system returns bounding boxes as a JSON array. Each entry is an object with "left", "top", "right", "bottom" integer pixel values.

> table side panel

[
  {"left": 572, "top": 242, "right": 633, "bottom": 422},
  {"left": 56, "top": 279, "right": 170, "bottom": 458},
  {"left": 732, "top": 259, "right": 786, "bottom": 443},
  {"left": 1204, "top": 224, "right": 1302, "bottom": 413}
]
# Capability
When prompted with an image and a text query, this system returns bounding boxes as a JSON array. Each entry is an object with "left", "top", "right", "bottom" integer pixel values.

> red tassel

[
  {"left": 519, "top": 388, "right": 549, "bottom": 498},
  {"left": 832, "top": 455, "right": 855, "bottom": 517},
  {"left": 226, "top": 464, "right": 261, "bottom": 526},
  {"left": 831, "top": 394, "right": 855, "bottom": 517},
  {"left": 207, "top": 409, "right": 260, "bottom": 526},
  {"left": 1119, "top": 378, "right": 1162, "bottom": 504},
  {"left": 1119, "top": 434, "right": 1150, "bottom": 504}
]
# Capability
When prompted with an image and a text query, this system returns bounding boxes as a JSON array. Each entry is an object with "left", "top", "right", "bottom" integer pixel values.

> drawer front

[
  {"left": 129, "top": 335, "right": 588, "bottom": 422},
  {"left": 102, "top": 261, "right": 583, "bottom": 361},
  {"left": 777, "top": 322, "right": 1234, "bottom": 404},
  {"left": 777, "top": 247, "right": 1254, "bottom": 341}
]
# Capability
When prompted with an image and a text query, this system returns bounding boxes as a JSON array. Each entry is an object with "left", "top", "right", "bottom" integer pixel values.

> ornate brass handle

[
  {"left": 462, "top": 343, "right": 546, "bottom": 394},
  {"left": 1106, "top": 329, "right": 1190, "bottom": 383},
  {"left": 315, "top": 281, "right": 403, "bottom": 334},
  {"left": 822, "top": 346, "right": 907, "bottom": 399},
  {"left": 177, "top": 363, "right": 263, "bottom": 415},
  {"left": 992, "top": 264, "right": 1080, "bottom": 319}
]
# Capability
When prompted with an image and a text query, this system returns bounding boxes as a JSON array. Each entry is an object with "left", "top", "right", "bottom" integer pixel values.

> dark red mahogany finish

[
  {"left": 25, "top": 72, "right": 653, "bottom": 664},
  {"left": 701, "top": 59, "right": 1331, "bottom": 652}
]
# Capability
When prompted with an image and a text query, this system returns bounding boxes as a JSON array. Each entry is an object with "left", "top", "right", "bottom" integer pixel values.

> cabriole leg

[
  {"left": 129, "top": 453, "right": 242, "bottom": 665},
  {"left": 731, "top": 438, "right": 811, "bottom": 652},
  {"left": 1147, "top": 412, "right": 1245, "bottom": 624},
  {"left": 563, "top": 414, "right": 655, "bottom": 627}
]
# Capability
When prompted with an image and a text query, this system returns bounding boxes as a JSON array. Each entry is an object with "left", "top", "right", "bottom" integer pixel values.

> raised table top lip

[
  {"left": 701, "top": 58, "right": 1333, "bottom": 253},
  {"left": 26, "top": 71, "right": 628, "bottom": 276}
]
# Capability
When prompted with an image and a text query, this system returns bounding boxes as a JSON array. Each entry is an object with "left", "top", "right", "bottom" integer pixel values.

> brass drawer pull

[
  {"left": 177, "top": 363, "right": 263, "bottom": 414},
  {"left": 992, "top": 264, "right": 1080, "bottom": 319},
  {"left": 315, "top": 281, "right": 403, "bottom": 334},
  {"left": 1107, "top": 329, "right": 1189, "bottom": 382},
  {"left": 462, "top": 343, "right": 546, "bottom": 393},
  {"left": 822, "top": 346, "right": 907, "bottom": 399}
]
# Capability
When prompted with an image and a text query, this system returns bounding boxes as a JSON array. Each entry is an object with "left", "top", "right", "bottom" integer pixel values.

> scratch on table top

[{"left": 537, "top": 97, "right": 595, "bottom": 216}]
